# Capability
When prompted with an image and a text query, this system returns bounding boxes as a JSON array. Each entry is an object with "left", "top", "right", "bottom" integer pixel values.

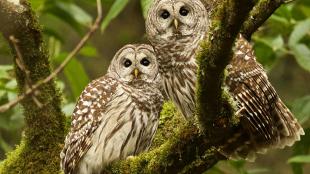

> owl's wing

[
  {"left": 222, "top": 35, "right": 304, "bottom": 161},
  {"left": 60, "top": 76, "right": 119, "bottom": 174}
]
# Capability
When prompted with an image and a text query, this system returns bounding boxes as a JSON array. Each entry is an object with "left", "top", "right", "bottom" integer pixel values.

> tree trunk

[{"left": 0, "top": 1, "right": 66, "bottom": 173}]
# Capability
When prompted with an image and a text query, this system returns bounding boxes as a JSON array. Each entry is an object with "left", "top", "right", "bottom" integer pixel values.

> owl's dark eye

[
  {"left": 160, "top": 10, "right": 170, "bottom": 19},
  {"left": 124, "top": 59, "right": 132, "bottom": 68},
  {"left": 140, "top": 58, "right": 150, "bottom": 66},
  {"left": 179, "top": 7, "right": 189, "bottom": 16}
]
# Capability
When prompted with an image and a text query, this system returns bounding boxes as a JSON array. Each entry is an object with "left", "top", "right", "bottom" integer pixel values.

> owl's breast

[
  {"left": 77, "top": 86, "right": 161, "bottom": 173},
  {"left": 161, "top": 64, "right": 197, "bottom": 119}
]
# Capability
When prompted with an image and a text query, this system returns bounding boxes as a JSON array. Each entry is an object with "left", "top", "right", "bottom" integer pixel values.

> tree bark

[{"left": 0, "top": 1, "right": 66, "bottom": 173}]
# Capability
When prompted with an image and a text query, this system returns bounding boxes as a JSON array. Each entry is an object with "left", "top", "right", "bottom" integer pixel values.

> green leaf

[
  {"left": 55, "top": 2, "right": 93, "bottom": 27},
  {"left": 269, "top": 15, "right": 290, "bottom": 27},
  {"left": 275, "top": 5, "right": 293, "bottom": 20},
  {"left": 5, "top": 80, "right": 17, "bottom": 90},
  {"left": 291, "top": 95, "right": 310, "bottom": 124},
  {"left": 271, "top": 35, "right": 284, "bottom": 51},
  {"left": 48, "top": 37, "right": 62, "bottom": 58},
  {"left": 253, "top": 37, "right": 277, "bottom": 68},
  {"left": 79, "top": 45, "right": 98, "bottom": 57},
  {"left": 300, "top": 6, "right": 310, "bottom": 18},
  {"left": 30, "top": 0, "right": 46, "bottom": 11},
  {"left": 248, "top": 168, "right": 269, "bottom": 174},
  {"left": 288, "top": 155, "right": 310, "bottom": 163},
  {"left": 0, "top": 135, "right": 12, "bottom": 152},
  {"left": 101, "top": 0, "right": 129, "bottom": 33},
  {"left": 0, "top": 65, "right": 13, "bottom": 79},
  {"left": 65, "top": 60, "right": 89, "bottom": 99},
  {"left": 44, "top": 1, "right": 92, "bottom": 34},
  {"left": 55, "top": 53, "right": 90, "bottom": 99},
  {"left": 291, "top": 44, "right": 310, "bottom": 72},
  {"left": 43, "top": 27, "right": 65, "bottom": 43},
  {"left": 288, "top": 19, "right": 310, "bottom": 47},
  {"left": 140, "top": 0, "right": 152, "bottom": 18}
]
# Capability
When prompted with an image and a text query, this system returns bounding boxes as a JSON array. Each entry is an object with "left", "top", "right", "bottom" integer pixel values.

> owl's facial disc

[
  {"left": 108, "top": 45, "right": 159, "bottom": 84},
  {"left": 146, "top": 0, "right": 208, "bottom": 43}
]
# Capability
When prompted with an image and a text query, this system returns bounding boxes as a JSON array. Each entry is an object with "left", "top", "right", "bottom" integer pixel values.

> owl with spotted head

[
  {"left": 60, "top": 44, "right": 164, "bottom": 174},
  {"left": 146, "top": 0, "right": 304, "bottom": 160}
]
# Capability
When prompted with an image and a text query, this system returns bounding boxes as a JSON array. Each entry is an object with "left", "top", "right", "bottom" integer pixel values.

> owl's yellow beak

[
  {"left": 133, "top": 68, "right": 139, "bottom": 78},
  {"left": 174, "top": 19, "right": 179, "bottom": 30}
]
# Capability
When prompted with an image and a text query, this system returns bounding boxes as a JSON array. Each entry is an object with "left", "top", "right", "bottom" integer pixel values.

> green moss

[
  {"left": 0, "top": 138, "right": 63, "bottom": 174},
  {"left": 151, "top": 102, "right": 185, "bottom": 148}
]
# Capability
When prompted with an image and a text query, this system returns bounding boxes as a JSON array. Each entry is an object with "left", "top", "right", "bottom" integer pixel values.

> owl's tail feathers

[
  {"left": 218, "top": 99, "right": 304, "bottom": 162},
  {"left": 273, "top": 99, "right": 305, "bottom": 148}
]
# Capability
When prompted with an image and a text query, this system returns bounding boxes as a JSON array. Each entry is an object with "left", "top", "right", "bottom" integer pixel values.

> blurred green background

[{"left": 0, "top": 0, "right": 309, "bottom": 173}]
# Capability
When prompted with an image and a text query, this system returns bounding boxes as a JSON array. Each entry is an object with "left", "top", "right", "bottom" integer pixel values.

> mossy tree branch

[
  {"left": 196, "top": 0, "right": 256, "bottom": 138},
  {"left": 241, "top": 0, "right": 286, "bottom": 39},
  {"left": 0, "top": 1, "right": 66, "bottom": 173}
]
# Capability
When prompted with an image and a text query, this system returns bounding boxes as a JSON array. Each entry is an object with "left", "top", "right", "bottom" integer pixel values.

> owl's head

[
  {"left": 146, "top": 0, "right": 208, "bottom": 43},
  {"left": 108, "top": 44, "right": 160, "bottom": 84}
]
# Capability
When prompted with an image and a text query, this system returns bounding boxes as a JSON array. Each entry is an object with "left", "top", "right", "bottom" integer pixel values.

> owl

[
  {"left": 60, "top": 44, "right": 164, "bottom": 174},
  {"left": 146, "top": 0, "right": 304, "bottom": 160}
]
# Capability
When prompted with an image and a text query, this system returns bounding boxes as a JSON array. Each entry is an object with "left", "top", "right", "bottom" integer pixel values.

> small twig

[
  {"left": 9, "top": 35, "right": 43, "bottom": 108},
  {"left": 0, "top": 0, "right": 103, "bottom": 113}
]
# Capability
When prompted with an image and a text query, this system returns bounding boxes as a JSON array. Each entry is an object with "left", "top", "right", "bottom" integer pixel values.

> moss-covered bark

[
  {"left": 241, "top": 0, "right": 285, "bottom": 39},
  {"left": 0, "top": 1, "right": 66, "bottom": 173},
  {"left": 196, "top": 0, "right": 255, "bottom": 138}
]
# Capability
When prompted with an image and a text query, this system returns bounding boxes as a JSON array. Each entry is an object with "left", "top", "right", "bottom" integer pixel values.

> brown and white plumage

[
  {"left": 60, "top": 44, "right": 164, "bottom": 174},
  {"left": 221, "top": 36, "right": 304, "bottom": 160},
  {"left": 146, "top": 0, "right": 304, "bottom": 161},
  {"left": 146, "top": 0, "right": 208, "bottom": 119}
]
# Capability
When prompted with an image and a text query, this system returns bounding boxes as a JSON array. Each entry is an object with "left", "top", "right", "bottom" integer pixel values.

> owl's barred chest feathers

[
  {"left": 75, "top": 79, "right": 163, "bottom": 174},
  {"left": 122, "top": 81, "right": 164, "bottom": 112},
  {"left": 153, "top": 35, "right": 202, "bottom": 118}
]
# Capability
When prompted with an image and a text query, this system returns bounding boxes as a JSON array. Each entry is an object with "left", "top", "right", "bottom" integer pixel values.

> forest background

[{"left": 0, "top": 0, "right": 309, "bottom": 173}]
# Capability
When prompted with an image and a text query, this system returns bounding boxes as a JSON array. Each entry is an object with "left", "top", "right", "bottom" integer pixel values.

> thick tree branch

[
  {"left": 241, "top": 0, "right": 285, "bottom": 39},
  {"left": 196, "top": 0, "right": 255, "bottom": 137}
]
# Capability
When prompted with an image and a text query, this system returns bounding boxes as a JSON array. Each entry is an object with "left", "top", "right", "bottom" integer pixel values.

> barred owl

[
  {"left": 146, "top": 0, "right": 304, "bottom": 160},
  {"left": 60, "top": 44, "right": 164, "bottom": 174}
]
